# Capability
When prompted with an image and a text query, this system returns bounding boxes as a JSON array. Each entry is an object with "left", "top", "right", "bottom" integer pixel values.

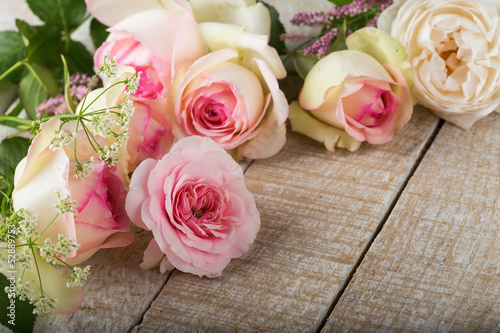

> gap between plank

[
  {"left": 127, "top": 271, "right": 173, "bottom": 333},
  {"left": 316, "top": 119, "right": 445, "bottom": 333},
  {"left": 128, "top": 158, "right": 256, "bottom": 332},
  {"left": 127, "top": 270, "right": 173, "bottom": 333}
]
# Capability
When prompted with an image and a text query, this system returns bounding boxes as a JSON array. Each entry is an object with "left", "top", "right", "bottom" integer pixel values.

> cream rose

[
  {"left": 8, "top": 118, "right": 134, "bottom": 313},
  {"left": 169, "top": 48, "right": 288, "bottom": 159},
  {"left": 378, "top": 0, "right": 500, "bottom": 129},
  {"left": 189, "top": 0, "right": 271, "bottom": 36},
  {"left": 291, "top": 28, "right": 414, "bottom": 149}
]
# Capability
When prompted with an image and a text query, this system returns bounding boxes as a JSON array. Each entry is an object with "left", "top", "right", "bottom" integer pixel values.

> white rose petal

[{"left": 378, "top": 0, "right": 500, "bottom": 129}]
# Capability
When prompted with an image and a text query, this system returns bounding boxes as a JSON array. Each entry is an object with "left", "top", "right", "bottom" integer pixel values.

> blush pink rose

[
  {"left": 65, "top": 157, "right": 134, "bottom": 265},
  {"left": 11, "top": 118, "right": 134, "bottom": 313},
  {"left": 126, "top": 100, "right": 174, "bottom": 169},
  {"left": 125, "top": 136, "right": 260, "bottom": 277},
  {"left": 80, "top": 66, "right": 174, "bottom": 171},
  {"left": 93, "top": 7, "right": 207, "bottom": 100},
  {"left": 13, "top": 119, "right": 134, "bottom": 265},
  {"left": 294, "top": 28, "right": 414, "bottom": 147},
  {"left": 169, "top": 48, "right": 288, "bottom": 159}
]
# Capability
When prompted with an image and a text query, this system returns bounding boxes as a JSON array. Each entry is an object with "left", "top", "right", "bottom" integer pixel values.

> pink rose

[
  {"left": 66, "top": 157, "right": 134, "bottom": 265},
  {"left": 80, "top": 66, "right": 174, "bottom": 171},
  {"left": 11, "top": 118, "right": 133, "bottom": 312},
  {"left": 13, "top": 119, "right": 134, "bottom": 265},
  {"left": 126, "top": 100, "right": 174, "bottom": 169},
  {"left": 169, "top": 48, "right": 288, "bottom": 159},
  {"left": 92, "top": 7, "right": 207, "bottom": 100},
  {"left": 291, "top": 28, "right": 414, "bottom": 148},
  {"left": 126, "top": 136, "right": 260, "bottom": 277}
]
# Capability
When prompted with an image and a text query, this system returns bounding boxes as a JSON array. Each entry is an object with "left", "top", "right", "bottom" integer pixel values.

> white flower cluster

[
  {"left": 124, "top": 71, "right": 141, "bottom": 98},
  {"left": 49, "top": 130, "right": 77, "bottom": 151},
  {"left": 100, "top": 52, "right": 118, "bottom": 79},
  {"left": 74, "top": 156, "right": 95, "bottom": 179},
  {"left": 14, "top": 280, "right": 35, "bottom": 302},
  {"left": 0, "top": 209, "right": 83, "bottom": 315},
  {"left": 66, "top": 265, "right": 91, "bottom": 287},
  {"left": 32, "top": 296, "right": 58, "bottom": 315},
  {"left": 39, "top": 234, "right": 80, "bottom": 265},
  {"left": 117, "top": 99, "right": 135, "bottom": 128},
  {"left": 90, "top": 111, "right": 116, "bottom": 138},
  {"left": 55, "top": 193, "right": 79, "bottom": 215}
]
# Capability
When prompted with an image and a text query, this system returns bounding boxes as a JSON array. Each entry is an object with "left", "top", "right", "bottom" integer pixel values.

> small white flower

[
  {"left": 90, "top": 114, "right": 116, "bottom": 138},
  {"left": 66, "top": 265, "right": 91, "bottom": 287},
  {"left": 17, "top": 248, "right": 32, "bottom": 271},
  {"left": 32, "top": 296, "right": 58, "bottom": 314},
  {"left": 16, "top": 280, "right": 35, "bottom": 302},
  {"left": 117, "top": 100, "right": 135, "bottom": 128},
  {"left": 55, "top": 193, "right": 78, "bottom": 215},
  {"left": 74, "top": 157, "right": 95, "bottom": 179},
  {"left": 97, "top": 143, "right": 120, "bottom": 166},
  {"left": 40, "top": 234, "right": 80, "bottom": 264},
  {"left": 100, "top": 52, "right": 118, "bottom": 79},
  {"left": 124, "top": 72, "right": 142, "bottom": 97},
  {"left": 49, "top": 131, "right": 76, "bottom": 151},
  {"left": 15, "top": 210, "right": 39, "bottom": 240}
]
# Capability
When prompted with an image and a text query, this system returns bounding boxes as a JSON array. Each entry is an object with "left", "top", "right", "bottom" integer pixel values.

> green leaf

[
  {"left": 27, "top": 63, "right": 59, "bottom": 97},
  {"left": 0, "top": 273, "right": 37, "bottom": 333},
  {"left": 16, "top": 20, "right": 63, "bottom": 69},
  {"left": 19, "top": 70, "right": 47, "bottom": 119},
  {"left": 90, "top": 18, "right": 109, "bottom": 49},
  {"left": 0, "top": 83, "right": 18, "bottom": 115},
  {"left": 64, "top": 40, "right": 94, "bottom": 75},
  {"left": 292, "top": 52, "right": 319, "bottom": 79},
  {"left": 0, "top": 31, "right": 25, "bottom": 83},
  {"left": 0, "top": 137, "right": 30, "bottom": 178},
  {"left": 260, "top": 2, "right": 287, "bottom": 55},
  {"left": 61, "top": 55, "right": 76, "bottom": 114},
  {"left": 328, "top": 0, "right": 354, "bottom": 5},
  {"left": 26, "top": 0, "right": 87, "bottom": 31}
]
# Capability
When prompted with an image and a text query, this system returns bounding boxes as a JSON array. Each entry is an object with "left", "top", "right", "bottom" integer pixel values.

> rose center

[
  {"left": 437, "top": 33, "right": 461, "bottom": 76},
  {"left": 203, "top": 102, "right": 228, "bottom": 126},
  {"left": 173, "top": 182, "right": 230, "bottom": 238}
]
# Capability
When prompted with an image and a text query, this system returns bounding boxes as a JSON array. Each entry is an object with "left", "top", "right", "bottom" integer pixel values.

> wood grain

[
  {"left": 34, "top": 228, "right": 169, "bottom": 333},
  {"left": 324, "top": 112, "right": 500, "bottom": 331},
  {"left": 131, "top": 106, "right": 439, "bottom": 332}
]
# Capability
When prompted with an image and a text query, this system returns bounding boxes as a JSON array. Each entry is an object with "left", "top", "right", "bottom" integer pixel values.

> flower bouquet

[{"left": 0, "top": 0, "right": 499, "bottom": 331}]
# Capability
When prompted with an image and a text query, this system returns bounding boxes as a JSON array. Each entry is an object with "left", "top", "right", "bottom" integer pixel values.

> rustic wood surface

[
  {"left": 10, "top": 93, "right": 500, "bottom": 333},
  {"left": 34, "top": 229, "right": 169, "bottom": 333},
  {"left": 128, "top": 107, "right": 439, "bottom": 332},
  {"left": 324, "top": 112, "right": 500, "bottom": 332}
]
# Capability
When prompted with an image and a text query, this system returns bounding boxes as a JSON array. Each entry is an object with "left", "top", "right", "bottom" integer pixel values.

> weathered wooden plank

[
  {"left": 131, "top": 106, "right": 440, "bottom": 332},
  {"left": 324, "top": 112, "right": 500, "bottom": 331},
  {"left": 34, "top": 228, "right": 169, "bottom": 333}
]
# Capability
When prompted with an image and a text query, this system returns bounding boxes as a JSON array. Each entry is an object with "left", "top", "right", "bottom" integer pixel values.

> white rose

[
  {"left": 189, "top": 0, "right": 271, "bottom": 36},
  {"left": 378, "top": 0, "right": 500, "bottom": 129}
]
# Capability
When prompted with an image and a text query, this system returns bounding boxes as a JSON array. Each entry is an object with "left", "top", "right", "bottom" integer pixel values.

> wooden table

[{"left": 32, "top": 103, "right": 499, "bottom": 332}]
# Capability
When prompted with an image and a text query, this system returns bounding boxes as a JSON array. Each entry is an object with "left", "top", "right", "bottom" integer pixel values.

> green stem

[
  {"left": 79, "top": 121, "right": 101, "bottom": 152},
  {"left": 80, "top": 81, "right": 125, "bottom": 115},
  {"left": 0, "top": 115, "right": 33, "bottom": 125},
  {"left": 73, "top": 117, "right": 81, "bottom": 165},
  {"left": 30, "top": 244, "right": 44, "bottom": 297},
  {"left": 33, "top": 212, "right": 60, "bottom": 243},
  {"left": 0, "top": 60, "right": 25, "bottom": 82},
  {"left": 55, "top": 257, "right": 74, "bottom": 271}
]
